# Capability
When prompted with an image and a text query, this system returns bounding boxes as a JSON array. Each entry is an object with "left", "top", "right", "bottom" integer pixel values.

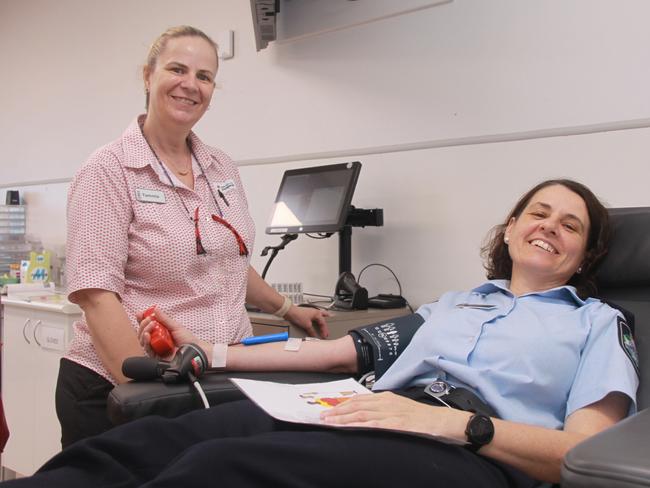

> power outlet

[{"left": 272, "top": 282, "right": 303, "bottom": 304}]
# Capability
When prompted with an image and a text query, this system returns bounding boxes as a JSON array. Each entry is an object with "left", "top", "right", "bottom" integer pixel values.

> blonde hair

[{"left": 143, "top": 25, "right": 219, "bottom": 109}]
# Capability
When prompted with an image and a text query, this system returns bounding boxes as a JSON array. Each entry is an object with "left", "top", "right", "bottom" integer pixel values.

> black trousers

[
  {"left": 55, "top": 358, "right": 115, "bottom": 448},
  {"left": 2, "top": 399, "right": 537, "bottom": 488}
]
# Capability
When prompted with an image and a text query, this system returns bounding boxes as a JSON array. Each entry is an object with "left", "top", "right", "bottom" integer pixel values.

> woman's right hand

[{"left": 137, "top": 306, "right": 199, "bottom": 357}]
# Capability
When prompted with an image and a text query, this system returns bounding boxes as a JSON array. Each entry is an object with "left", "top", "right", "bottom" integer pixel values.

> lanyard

[
  {"left": 140, "top": 125, "right": 248, "bottom": 256},
  {"left": 141, "top": 132, "right": 227, "bottom": 219}
]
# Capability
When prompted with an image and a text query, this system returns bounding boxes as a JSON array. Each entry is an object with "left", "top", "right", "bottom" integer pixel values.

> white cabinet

[{"left": 1, "top": 298, "right": 81, "bottom": 476}]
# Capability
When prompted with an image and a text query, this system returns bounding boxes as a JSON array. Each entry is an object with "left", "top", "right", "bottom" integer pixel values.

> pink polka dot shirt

[{"left": 66, "top": 116, "right": 256, "bottom": 383}]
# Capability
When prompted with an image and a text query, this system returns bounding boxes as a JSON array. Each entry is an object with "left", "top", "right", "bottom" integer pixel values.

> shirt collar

[
  {"left": 472, "top": 279, "right": 585, "bottom": 306},
  {"left": 120, "top": 115, "right": 220, "bottom": 171}
]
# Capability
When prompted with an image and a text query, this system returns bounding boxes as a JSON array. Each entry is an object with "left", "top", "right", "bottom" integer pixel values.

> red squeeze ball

[{"left": 142, "top": 306, "right": 174, "bottom": 356}]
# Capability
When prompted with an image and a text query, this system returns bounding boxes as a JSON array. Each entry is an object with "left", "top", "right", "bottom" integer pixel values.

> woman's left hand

[
  {"left": 284, "top": 305, "right": 331, "bottom": 338},
  {"left": 320, "top": 391, "right": 469, "bottom": 441}
]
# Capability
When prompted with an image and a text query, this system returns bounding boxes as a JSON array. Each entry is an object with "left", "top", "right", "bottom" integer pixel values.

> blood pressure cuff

[{"left": 349, "top": 313, "right": 425, "bottom": 380}]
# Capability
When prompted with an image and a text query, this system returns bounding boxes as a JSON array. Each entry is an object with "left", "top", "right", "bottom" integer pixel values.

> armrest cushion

[
  {"left": 561, "top": 408, "right": 650, "bottom": 487},
  {"left": 107, "top": 371, "right": 349, "bottom": 425}
]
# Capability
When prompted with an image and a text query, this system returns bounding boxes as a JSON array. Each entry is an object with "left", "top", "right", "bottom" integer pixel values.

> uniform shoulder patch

[{"left": 617, "top": 316, "right": 640, "bottom": 378}]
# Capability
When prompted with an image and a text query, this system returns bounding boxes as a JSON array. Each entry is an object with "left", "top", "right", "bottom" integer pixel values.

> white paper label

[{"left": 40, "top": 325, "right": 65, "bottom": 351}]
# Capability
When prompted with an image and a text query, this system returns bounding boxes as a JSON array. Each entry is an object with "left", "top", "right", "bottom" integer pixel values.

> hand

[
  {"left": 283, "top": 305, "right": 331, "bottom": 338},
  {"left": 136, "top": 307, "right": 199, "bottom": 358},
  {"left": 320, "top": 391, "right": 470, "bottom": 441}
]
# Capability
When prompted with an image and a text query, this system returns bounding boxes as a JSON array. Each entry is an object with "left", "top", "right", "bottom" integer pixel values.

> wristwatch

[{"left": 465, "top": 414, "right": 494, "bottom": 452}]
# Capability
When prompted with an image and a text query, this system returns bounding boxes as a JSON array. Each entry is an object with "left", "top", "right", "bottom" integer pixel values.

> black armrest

[
  {"left": 107, "top": 371, "right": 349, "bottom": 425},
  {"left": 561, "top": 408, "right": 650, "bottom": 487}
]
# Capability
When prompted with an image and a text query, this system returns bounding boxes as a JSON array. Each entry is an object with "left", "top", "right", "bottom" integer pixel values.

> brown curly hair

[{"left": 481, "top": 179, "right": 610, "bottom": 298}]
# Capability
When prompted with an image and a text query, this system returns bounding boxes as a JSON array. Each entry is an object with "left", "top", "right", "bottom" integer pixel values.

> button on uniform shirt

[
  {"left": 66, "top": 116, "right": 256, "bottom": 384},
  {"left": 374, "top": 280, "right": 639, "bottom": 429}
]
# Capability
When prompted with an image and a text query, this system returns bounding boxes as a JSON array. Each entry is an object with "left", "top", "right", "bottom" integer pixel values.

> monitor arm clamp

[{"left": 261, "top": 233, "right": 298, "bottom": 280}]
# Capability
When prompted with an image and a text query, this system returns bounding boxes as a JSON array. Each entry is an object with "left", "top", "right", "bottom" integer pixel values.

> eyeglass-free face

[
  {"left": 505, "top": 185, "right": 589, "bottom": 290},
  {"left": 144, "top": 36, "right": 217, "bottom": 130}
]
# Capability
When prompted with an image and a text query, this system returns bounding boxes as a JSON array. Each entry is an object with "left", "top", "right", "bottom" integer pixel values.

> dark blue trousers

[{"left": 2, "top": 400, "right": 537, "bottom": 488}]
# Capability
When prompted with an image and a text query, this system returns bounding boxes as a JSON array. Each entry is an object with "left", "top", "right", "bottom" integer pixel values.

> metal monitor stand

[
  {"left": 337, "top": 207, "right": 384, "bottom": 277},
  {"left": 338, "top": 224, "right": 353, "bottom": 276}
]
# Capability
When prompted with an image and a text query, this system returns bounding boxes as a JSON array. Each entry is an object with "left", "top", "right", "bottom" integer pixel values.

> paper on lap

[
  {"left": 230, "top": 377, "right": 371, "bottom": 425},
  {"left": 231, "top": 377, "right": 466, "bottom": 445}
]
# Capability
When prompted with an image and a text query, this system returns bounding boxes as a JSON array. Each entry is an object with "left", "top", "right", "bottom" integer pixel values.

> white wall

[
  {"left": 3, "top": 0, "right": 650, "bottom": 183},
  {"left": 11, "top": 126, "right": 649, "bottom": 307},
  {"left": 1, "top": 0, "right": 649, "bottom": 307},
  {"left": 242, "top": 126, "right": 650, "bottom": 306},
  {"left": 0, "top": 0, "right": 255, "bottom": 185}
]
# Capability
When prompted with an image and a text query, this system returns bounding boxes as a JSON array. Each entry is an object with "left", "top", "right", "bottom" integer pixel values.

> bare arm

[
  {"left": 245, "top": 266, "right": 330, "bottom": 338},
  {"left": 225, "top": 336, "right": 357, "bottom": 373},
  {"left": 138, "top": 308, "right": 355, "bottom": 373},
  {"left": 321, "top": 391, "right": 630, "bottom": 483},
  {"left": 484, "top": 391, "right": 630, "bottom": 482},
  {"left": 75, "top": 288, "right": 145, "bottom": 383}
]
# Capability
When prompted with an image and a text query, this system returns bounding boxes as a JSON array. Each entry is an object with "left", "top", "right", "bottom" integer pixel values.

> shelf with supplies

[
  {"left": 249, "top": 307, "right": 412, "bottom": 339},
  {"left": 0, "top": 205, "right": 28, "bottom": 278}
]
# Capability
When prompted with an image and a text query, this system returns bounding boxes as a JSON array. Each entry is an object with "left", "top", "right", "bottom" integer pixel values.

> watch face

[
  {"left": 427, "top": 380, "right": 450, "bottom": 396},
  {"left": 467, "top": 414, "right": 494, "bottom": 445}
]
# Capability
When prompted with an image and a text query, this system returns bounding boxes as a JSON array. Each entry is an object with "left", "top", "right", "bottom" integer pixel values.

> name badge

[
  {"left": 218, "top": 179, "right": 236, "bottom": 194},
  {"left": 135, "top": 188, "right": 166, "bottom": 203},
  {"left": 455, "top": 303, "right": 497, "bottom": 310}
]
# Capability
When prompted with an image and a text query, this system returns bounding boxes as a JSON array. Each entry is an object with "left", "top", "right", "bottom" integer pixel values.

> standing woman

[{"left": 58, "top": 25, "right": 328, "bottom": 447}]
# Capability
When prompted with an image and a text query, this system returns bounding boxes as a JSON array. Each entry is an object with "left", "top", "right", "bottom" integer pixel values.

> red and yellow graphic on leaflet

[{"left": 299, "top": 390, "right": 358, "bottom": 408}]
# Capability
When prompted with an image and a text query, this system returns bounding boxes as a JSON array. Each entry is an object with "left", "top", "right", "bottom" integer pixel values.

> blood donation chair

[
  {"left": 560, "top": 206, "right": 650, "bottom": 488},
  {"left": 107, "top": 207, "right": 650, "bottom": 487}
]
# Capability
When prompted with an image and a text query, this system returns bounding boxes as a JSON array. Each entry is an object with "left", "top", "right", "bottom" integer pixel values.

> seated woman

[{"left": 2, "top": 179, "right": 638, "bottom": 488}]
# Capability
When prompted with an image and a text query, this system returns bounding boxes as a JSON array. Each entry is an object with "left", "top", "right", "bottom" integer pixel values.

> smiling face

[
  {"left": 504, "top": 184, "right": 590, "bottom": 293},
  {"left": 143, "top": 35, "right": 217, "bottom": 131}
]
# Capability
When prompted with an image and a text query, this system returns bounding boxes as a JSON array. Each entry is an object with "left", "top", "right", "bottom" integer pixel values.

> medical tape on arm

[
  {"left": 348, "top": 313, "right": 425, "bottom": 380},
  {"left": 211, "top": 343, "right": 228, "bottom": 369}
]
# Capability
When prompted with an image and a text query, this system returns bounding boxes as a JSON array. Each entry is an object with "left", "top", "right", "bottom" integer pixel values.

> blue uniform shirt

[{"left": 373, "top": 280, "right": 639, "bottom": 429}]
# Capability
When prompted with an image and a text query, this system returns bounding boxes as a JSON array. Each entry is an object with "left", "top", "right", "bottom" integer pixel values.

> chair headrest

[{"left": 597, "top": 207, "right": 650, "bottom": 288}]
